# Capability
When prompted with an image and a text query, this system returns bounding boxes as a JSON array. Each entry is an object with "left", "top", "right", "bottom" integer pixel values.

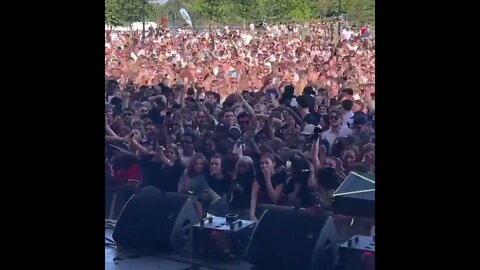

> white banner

[{"left": 179, "top": 8, "right": 193, "bottom": 28}]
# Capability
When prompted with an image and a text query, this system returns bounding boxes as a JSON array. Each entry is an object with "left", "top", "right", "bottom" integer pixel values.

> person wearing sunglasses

[
  {"left": 320, "top": 110, "right": 352, "bottom": 150},
  {"left": 236, "top": 111, "right": 253, "bottom": 134}
]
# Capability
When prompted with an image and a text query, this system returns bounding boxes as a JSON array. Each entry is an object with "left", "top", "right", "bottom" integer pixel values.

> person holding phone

[{"left": 250, "top": 153, "right": 287, "bottom": 221}]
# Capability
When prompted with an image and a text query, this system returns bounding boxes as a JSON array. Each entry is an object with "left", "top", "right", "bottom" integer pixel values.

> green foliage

[
  {"left": 187, "top": 0, "right": 230, "bottom": 24},
  {"left": 105, "top": 0, "right": 156, "bottom": 26},
  {"left": 244, "top": 0, "right": 374, "bottom": 24},
  {"left": 238, "top": 0, "right": 255, "bottom": 18},
  {"left": 283, "top": 0, "right": 314, "bottom": 22},
  {"left": 109, "top": 0, "right": 375, "bottom": 27},
  {"left": 105, "top": 0, "right": 123, "bottom": 26}
]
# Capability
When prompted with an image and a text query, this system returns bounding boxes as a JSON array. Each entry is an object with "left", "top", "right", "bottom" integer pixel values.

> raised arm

[
  {"left": 279, "top": 105, "right": 302, "bottom": 124},
  {"left": 105, "top": 135, "right": 128, "bottom": 143},
  {"left": 148, "top": 95, "right": 165, "bottom": 108},
  {"left": 249, "top": 180, "right": 260, "bottom": 221},
  {"left": 239, "top": 94, "right": 255, "bottom": 116},
  {"left": 307, "top": 162, "right": 324, "bottom": 210},
  {"left": 130, "top": 139, "right": 150, "bottom": 155},
  {"left": 311, "top": 138, "right": 322, "bottom": 171}
]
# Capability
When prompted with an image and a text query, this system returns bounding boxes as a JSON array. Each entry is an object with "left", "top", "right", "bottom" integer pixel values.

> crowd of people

[{"left": 105, "top": 21, "right": 375, "bottom": 237}]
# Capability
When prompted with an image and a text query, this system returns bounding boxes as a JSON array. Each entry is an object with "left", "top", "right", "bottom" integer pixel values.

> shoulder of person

[{"left": 341, "top": 126, "right": 353, "bottom": 134}]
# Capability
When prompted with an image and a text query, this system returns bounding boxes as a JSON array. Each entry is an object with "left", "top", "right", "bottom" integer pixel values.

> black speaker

[
  {"left": 247, "top": 208, "right": 338, "bottom": 270},
  {"left": 207, "top": 196, "right": 230, "bottom": 217},
  {"left": 112, "top": 187, "right": 200, "bottom": 252}
]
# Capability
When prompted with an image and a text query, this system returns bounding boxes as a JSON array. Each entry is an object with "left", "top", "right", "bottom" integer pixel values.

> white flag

[{"left": 179, "top": 8, "right": 193, "bottom": 28}]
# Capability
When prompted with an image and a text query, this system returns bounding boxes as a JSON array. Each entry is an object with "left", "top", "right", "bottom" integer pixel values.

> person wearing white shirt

[
  {"left": 341, "top": 99, "right": 354, "bottom": 128},
  {"left": 340, "top": 28, "right": 354, "bottom": 41},
  {"left": 130, "top": 52, "right": 138, "bottom": 61},
  {"left": 321, "top": 110, "right": 352, "bottom": 148}
]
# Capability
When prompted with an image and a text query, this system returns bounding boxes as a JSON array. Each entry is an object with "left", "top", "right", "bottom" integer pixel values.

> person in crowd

[
  {"left": 105, "top": 21, "right": 375, "bottom": 226},
  {"left": 178, "top": 153, "right": 208, "bottom": 194},
  {"left": 250, "top": 153, "right": 287, "bottom": 221},
  {"left": 229, "top": 156, "right": 256, "bottom": 219},
  {"left": 206, "top": 153, "right": 231, "bottom": 197}
]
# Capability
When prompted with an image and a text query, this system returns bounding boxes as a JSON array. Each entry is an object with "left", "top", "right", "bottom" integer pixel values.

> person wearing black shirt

[
  {"left": 198, "top": 137, "right": 217, "bottom": 161},
  {"left": 296, "top": 94, "right": 319, "bottom": 126},
  {"left": 121, "top": 137, "right": 163, "bottom": 192},
  {"left": 157, "top": 146, "right": 185, "bottom": 192},
  {"left": 229, "top": 156, "right": 256, "bottom": 218},
  {"left": 282, "top": 154, "right": 314, "bottom": 208},
  {"left": 250, "top": 153, "right": 286, "bottom": 221},
  {"left": 206, "top": 154, "right": 231, "bottom": 197}
]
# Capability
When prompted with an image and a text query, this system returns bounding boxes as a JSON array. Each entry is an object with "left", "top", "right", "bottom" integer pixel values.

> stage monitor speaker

[
  {"left": 207, "top": 196, "right": 230, "bottom": 217},
  {"left": 333, "top": 171, "right": 375, "bottom": 219},
  {"left": 112, "top": 186, "right": 200, "bottom": 252},
  {"left": 247, "top": 208, "right": 338, "bottom": 270}
]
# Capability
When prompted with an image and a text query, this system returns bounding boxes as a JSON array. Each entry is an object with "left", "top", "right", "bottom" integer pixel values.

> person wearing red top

[
  {"left": 110, "top": 154, "right": 141, "bottom": 186},
  {"left": 112, "top": 163, "right": 141, "bottom": 184}
]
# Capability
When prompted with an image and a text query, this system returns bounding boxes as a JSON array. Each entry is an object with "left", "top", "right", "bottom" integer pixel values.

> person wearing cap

[
  {"left": 349, "top": 112, "right": 373, "bottom": 146},
  {"left": 301, "top": 124, "right": 322, "bottom": 138}
]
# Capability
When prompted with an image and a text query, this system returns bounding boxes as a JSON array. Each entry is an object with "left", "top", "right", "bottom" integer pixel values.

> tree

[
  {"left": 107, "top": 0, "right": 375, "bottom": 27},
  {"left": 187, "top": 0, "right": 230, "bottom": 26},
  {"left": 117, "top": 0, "right": 155, "bottom": 25},
  {"left": 237, "top": 0, "right": 255, "bottom": 28},
  {"left": 283, "top": 0, "right": 314, "bottom": 22},
  {"left": 105, "top": 0, "right": 123, "bottom": 26}
]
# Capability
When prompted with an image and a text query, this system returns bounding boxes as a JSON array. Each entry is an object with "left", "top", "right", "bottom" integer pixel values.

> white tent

[
  {"left": 131, "top": 22, "right": 157, "bottom": 31},
  {"left": 105, "top": 22, "right": 157, "bottom": 32}
]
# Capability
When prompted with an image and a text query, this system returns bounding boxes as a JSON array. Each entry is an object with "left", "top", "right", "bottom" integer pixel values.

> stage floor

[{"left": 105, "top": 229, "right": 253, "bottom": 270}]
